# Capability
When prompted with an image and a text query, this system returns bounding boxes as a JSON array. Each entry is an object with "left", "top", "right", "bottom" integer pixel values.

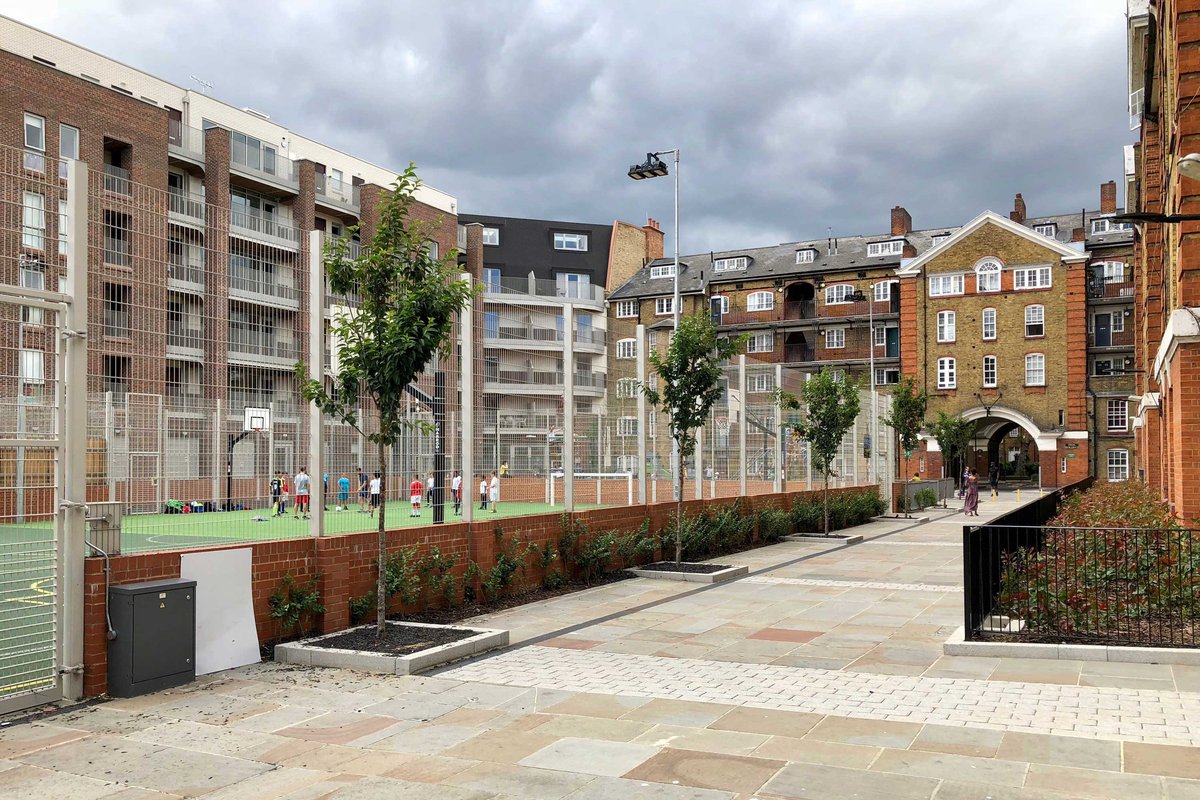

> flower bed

[{"left": 995, "top": 482, "right": 1200, "bottom": 646}]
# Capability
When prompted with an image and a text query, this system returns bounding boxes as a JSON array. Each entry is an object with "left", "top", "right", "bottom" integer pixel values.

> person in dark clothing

[{"left": 988, "top": 462, "right": 1000, "bottom": 492}]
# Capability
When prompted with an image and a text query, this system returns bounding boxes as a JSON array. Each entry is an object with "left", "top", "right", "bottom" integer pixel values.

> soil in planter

[
  {"left": 308, "top": 622, "right": 477, "bottom": 656},
  {"left": 637, "top": 561, "right": 733, "bottom": 574}
]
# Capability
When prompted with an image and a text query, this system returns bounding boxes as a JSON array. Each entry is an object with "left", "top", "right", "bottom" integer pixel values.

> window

[
  {"left": 747, "top": 291, "right": 774, "bottom": 312},
  {"left": 928, "top": 274, "right": 964, "bottom": 296},
  {"left": 20, "top": 258, "right": 44, "bottom": 324},
  {"left": 874, "top": 368, "right": 900, "bottom": 385},
  {"left": 616, "top": 378, "right": 639, "bottom": 399},
  {"left": 617, "top": 417, "right": 637, "bottom": 437},
  {"left": 825, "top": 328, "right": 845, "bottom": 349},
  {"left": 24, "top": 113, "right": 45, "bottom": 172},
  {"left": 21, "top": 192, "right": 45, "bottom": 250},
  {"left": 982, "top": 308, "right": 997, "bottom": 340},
  {"left": 553, "top": 232, "right": 588, "bottom": 251},
  {"left": 426, "top": 241, "right": 439, "bottom": 260},
  {"left": 825, "top": 284, "right": 855, "bottom": 305},
  {"left": 747, "top": 332, "right": 774, "bottom": 353},
  {"left": 749, "top": 373, "right": 775, "bottom": 393},
  {"left": 1092, "top": 218, "right": 1131, "bottom": 234},
  {"left": 1033, "top": 223, "right": 1057, "bottom": 237},
  {"left": 481, "top": 227, "right": 500, "bottom": 246},
  {"left": 937, "top": 357, "right": 956, "bottom": 389},
  {"left": 103, "top": 283, "right": 131, "bottom": 338},
  {"left": 58, "top": 123, "right": 79, "bottom": 179},
  {"left": 103, "top": 355, "right": 130, "bottom": 398},
  {"left": 655, "top": 296, "right": 675, "bottom": 315},
  {"left": 557, "top": 272, "right": 591, "bottom": 298},
  {"left": 616, "top": 338, "right": 637, "bottom": 359},
  {"left": 1025, "top": 305, "right": 1045, "bottom": 337},
  {"left": 795, "top": 249, "right": 816, "bottom": 264},
  {"left": 648, "top": 331, "right": 658, "bottom": 349},
  {"left": 1101, "top": 262, "right": 1126, "bottom": 283},
  {"left": 867, "top": 239, "right": 905, "bottom": 257},
  {"left": 58, "top": 200, "right": 68, "bottom": 256},
  {"left": 483, "top": 311, "right": 499, "bottom": 338},
  {"left": 873, "top": 281, "right": 891, "bottom": 301},
  {"left": 1093, "top": 358, "right": 1118, "bottom": 376},
  {"left": 1107, "top": 399, "right": 1128, "bottom": 432},
  {"left": 975, "top": 259, "right": 1001, "bottom": 292},
  {"left": 713, "top": 256, "right": 748, "bottom": 272},
  {"left": 20, "top": 349, "right": 44, "bottom": 388},
  {"left": 936, "top": 310, "right": 956, "bottom": 342},
  {"left": 1107, "top": 449, "right": 1130, "bottom": 481},
  {"left": 873, "top": 326, "right": 886, "bottom": 346},
  {"left": 930, "top": 233, "right": 950, "bottom": 246},
  {"left": 1025, "top": 353, "right": 1046, "bottom": 386},
  {"left": 649, "top": 264, "right": 675, "bottom": 279},
  {"left": 482, "top": 267, "right": 501, "bottom": 292},
  {"left": 230, "top": 130, "right": 278, "bottom": 175},
  {"left": 982, "top": 355, "right": 997, "bottom": 388},
  {"left": 648, "top": 411, "right": 658, "bottom": 438},
  {"left": 104, "top": 212, "right": 130, "bottom": 265},
  {"left": 1013, "top": 266, "right": 1052, "bottom": 289},
  {"left": 616, "top": 299, "right": 638, "bottom": 318}
]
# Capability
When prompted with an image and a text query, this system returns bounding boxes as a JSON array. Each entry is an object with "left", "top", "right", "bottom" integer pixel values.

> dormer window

[
  {"left": 1033, "top": 223, "right": 1057, "bottom": 238},
  {"left": 553, "top": 232, "right": 588, "bottom": 251},
  {"left": 867, "top": 239, "right": 904, "bottom": 257},
  {"left": 1091, "top": 218, "right": 1132, "bottom": 234},
  {"left": 930, "top": 234, "right": 950, "bottom": 246},
  {"left": 649, "top": 264, "right": 675, "bottom": 279},
  {"left": 713, "top": 256, "right": 748, "bottom": 272},
  {"left": 795, "top": 249, "right": 816, "bottom": 264}
]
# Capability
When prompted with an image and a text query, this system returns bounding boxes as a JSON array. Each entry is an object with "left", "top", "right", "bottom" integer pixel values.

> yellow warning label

[{"left": 159, "top": 602, "right": 166, "bottom": 609}]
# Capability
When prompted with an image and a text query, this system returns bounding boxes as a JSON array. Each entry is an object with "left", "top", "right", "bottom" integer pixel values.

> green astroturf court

[{"left": 0, "top": 529, "right": 57, "bottom": 702}]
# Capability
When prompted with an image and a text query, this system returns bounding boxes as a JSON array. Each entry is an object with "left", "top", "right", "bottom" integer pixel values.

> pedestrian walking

[{"left": 963, "top": 468, "right": 980, "bottom": 516}]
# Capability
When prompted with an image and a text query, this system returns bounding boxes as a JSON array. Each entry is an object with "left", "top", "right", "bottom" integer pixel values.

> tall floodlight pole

[
  {"left": 852, "top": 285, "right": 879, "bottom": 488},
  {"left": 628, "top": 148, "right": 680, "bottom": 494}
]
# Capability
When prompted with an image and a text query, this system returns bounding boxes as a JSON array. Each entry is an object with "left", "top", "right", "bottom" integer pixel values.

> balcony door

[{"left": 1094, "top": 313, "right": 1112, "bottom": 348}]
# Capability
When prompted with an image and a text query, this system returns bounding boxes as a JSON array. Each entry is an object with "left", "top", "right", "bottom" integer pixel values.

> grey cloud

[{"left": 3, "top": 0, "right": 1130, "bottom": 252}]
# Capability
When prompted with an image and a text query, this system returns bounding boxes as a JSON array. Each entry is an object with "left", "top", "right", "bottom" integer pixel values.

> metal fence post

[
  {"left": 60, "top": 159, "right": 89, "bottom": 701},
  {"left": 773, "top": 364, "right": 784, "bottom": 494},
  {"left": 308, "top": 231, "right": 324, "bottom": 537},
  {"left": 694, "top": 423, "right": 703, "bottom": 500},
  {"left": 562, "top": 303, "right": 574, "bottom": 512},
  {"left": 460, "top": 273, "right": 474, "bottom": 524},
  {"left": 635, "top": 323, "right": 647, "bottom": 505},
  {"left": 738, "top": 355, "right": 747, "bottom": 497}
]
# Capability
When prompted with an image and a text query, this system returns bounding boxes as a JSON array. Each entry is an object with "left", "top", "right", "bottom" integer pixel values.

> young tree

[
  {"left": 926, "top": 411, "right": 975, "bottom": 491},
  {"left": 642, "top": 314, "right": 743, "bottom": 565},
  {"left": 881, "top": 376, "right": 927, "bottom": 483},
  {"left": 296, "top": 166, "right": 475, "bottom": 636},
  {"left": 780, "top": 368, "right": 861, "bottom": 534}
]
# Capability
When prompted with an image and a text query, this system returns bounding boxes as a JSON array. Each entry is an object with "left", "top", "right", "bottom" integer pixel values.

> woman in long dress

[{"left": 963, "top": 468, "right": 980, "bottom": 516}]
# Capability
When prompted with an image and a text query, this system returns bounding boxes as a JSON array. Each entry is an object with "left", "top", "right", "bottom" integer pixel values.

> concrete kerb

[
  {"left": 943, "top": 626, "right": 1200, "bottom": 666},
  {"left": 627, "top": 564, "right": 748, "bottom": 583},
  {"left": 276, "top": 621, "right": 509, "bottom": 675},
  {"left": 783, "top": 534, "right": 864, "bottom": 545}
]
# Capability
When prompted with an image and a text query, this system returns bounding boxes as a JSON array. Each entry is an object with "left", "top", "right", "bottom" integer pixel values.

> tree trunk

[
  {"left": 377, "top": 438, "right": 387, "bottom": 638},
  {"left": 675, "top": 456, "right": 684, "bottom": 566},
  {"left": 823, "top": 471, "right": 830, "bottom": 535}
]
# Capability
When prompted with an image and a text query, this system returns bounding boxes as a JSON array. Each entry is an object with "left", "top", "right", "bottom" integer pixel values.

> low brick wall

[{"left": 82, "top": 484, "right": 877, "bottom": 696}]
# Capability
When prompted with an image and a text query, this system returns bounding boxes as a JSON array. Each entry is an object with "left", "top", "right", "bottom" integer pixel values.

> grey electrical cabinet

[{"left": 107, "top": 578, "right": 197, "bottom": 697}]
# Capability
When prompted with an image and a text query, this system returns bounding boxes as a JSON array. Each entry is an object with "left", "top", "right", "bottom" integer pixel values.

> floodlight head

[
  {"left": 628, "top": 153, "right": 669, "bottom": 180},
  {"left": 1180, "top": 153, "right": 1200, "bottom": 181}
]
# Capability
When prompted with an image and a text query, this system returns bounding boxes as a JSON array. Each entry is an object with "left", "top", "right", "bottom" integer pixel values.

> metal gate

[{"left": 0, "top": 152, "right": 87, "bottom": 713}]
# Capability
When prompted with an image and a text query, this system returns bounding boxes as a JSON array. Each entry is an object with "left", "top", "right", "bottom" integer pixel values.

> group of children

[{"left": 268, "top": 468, "right": 503, "bottom": 519}]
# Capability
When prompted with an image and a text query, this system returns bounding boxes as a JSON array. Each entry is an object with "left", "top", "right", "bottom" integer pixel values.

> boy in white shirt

[
  {"left": 489, "top": 471, "right": 500, "bottom": 514},
  {"left": 479, "top": 475, "right": 488, "bottom": 511},
  {"left": 451, "top": 471, "right": 462, "bottom": 514},
  {"left": 368, "top": 472, "right": 382, "bottom": 517}
]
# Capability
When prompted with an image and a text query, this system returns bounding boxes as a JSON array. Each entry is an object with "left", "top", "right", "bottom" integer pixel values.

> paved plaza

[{"left": 3, "top": 490, "right": 1200, "bottom": 799}]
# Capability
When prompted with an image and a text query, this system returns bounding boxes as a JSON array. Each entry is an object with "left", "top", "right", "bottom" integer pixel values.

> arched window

[
  {"left": 747, "top": 291, "right": 774, "bottom": 312},
  {"left": 975, "top": 258, "right": 1001, "bottom": 293},
  {"left": 824, "top": 284, "right": 855, "bottom": 305}
]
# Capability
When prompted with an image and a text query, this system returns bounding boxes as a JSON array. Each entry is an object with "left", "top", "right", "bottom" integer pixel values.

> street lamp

[
  {"left": 849, "top": 286, "right": 878, "bottom": 489},
  {"left": 628, "top": 148, "right": 681, "bottom": 493}
]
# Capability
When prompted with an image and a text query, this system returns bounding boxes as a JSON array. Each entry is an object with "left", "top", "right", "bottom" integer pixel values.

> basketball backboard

[{"left": 243, "top": 406, "right": 270, "bottom": 432}]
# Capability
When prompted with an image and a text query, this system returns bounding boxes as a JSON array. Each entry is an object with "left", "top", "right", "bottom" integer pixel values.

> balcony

[
  {"left": 168, "top": 191, "right": 206, "bottom": 226},
  {"left": 817, "top": 298, "right": 896, "bottom": 319},
  {"left": 166, "top": 393, "right": 205, "bottom": 413},
  {"left": 103, "top": 163, "right": 131, "bottom": 195},
  {"left": 482, "top": 411, "right": 558, "bottom": 432},
  {"left": 573, "top": 371, "right": 607, "bottom": 391},
  {"left": 230, "top": 143, "right": 298, "bottom": 193},
  {"left": 168, "top": 122, "right": 206, "bottom": 164},
  {"left": 1088, "top": 328, "right": 1134, "bottom": 348},
  {"left": 168, "top": 255, "right": 205, "bottom": 291},
  {"left": 227, "top": 392, "right": 300, "bottom": 418},
  {"left": 483, "top": 276, "right": 604, "bottom": 305},
  {"left": 784, "top": 300, "right": 815, "bottom": 320},
  {"left": 1088, "top": 272, "right": 1135, "bottom": 301},
  {"left": 489, "top": 325, "right": 562, "bottom": 345},
  {"left": 103, "top": 309, "right": 131, "bottom": 339},
  {"left": 167, "top": 326, "right": 204, "bottom": 354},
  {"left": 719, "top": 308, "right": 778, "bottom": 326},
  {"left": 784, "top": 344, "right": 814, "bottom": 363},
  {"left": 230, "top": 272, "right": 301, "bottom": 309},
  {"left": 228, "top": 333, "right": 299, "bottom": 366},
  {"left": 230, "top": 210, "right": 300, "bottom": 251},
  {"left": 314, "top": 173, "right": 360, "bottom": 213}
]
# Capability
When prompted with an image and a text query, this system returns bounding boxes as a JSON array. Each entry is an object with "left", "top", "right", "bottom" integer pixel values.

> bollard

[{"left": 1016, "top": 489, "right": 1021, "bottom": 502}]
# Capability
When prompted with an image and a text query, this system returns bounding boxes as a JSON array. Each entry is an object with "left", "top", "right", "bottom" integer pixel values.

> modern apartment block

[
  {"left": 0, "top": 16, "right": 458, "bottom": 500},
  {"left": 456, "top": 214, "right": 660, "bottom": 473},
  {"left": 607, "top": 185, "right": 1136, "bottom": 488}
]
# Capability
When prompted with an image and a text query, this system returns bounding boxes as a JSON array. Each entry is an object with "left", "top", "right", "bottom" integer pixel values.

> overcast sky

[{"left": 3, "top": 0, "right": 1132, "bottom": 254}]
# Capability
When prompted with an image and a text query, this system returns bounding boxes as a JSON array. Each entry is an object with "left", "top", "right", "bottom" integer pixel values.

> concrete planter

[
  {"left": 275, "top": 621, "right": 508, "bottom": 675},
  {"left": 943, "top": 626, "right": 1200, "bottom": 665},
  {"left": 871, "top": 515, "right": 931, "bottom": 524},
  {"left": 783, "top": 533, "right": 864, "bottom": 545},
  {"left": 628, "top": 563, "right": 748, "bottom": 583}
]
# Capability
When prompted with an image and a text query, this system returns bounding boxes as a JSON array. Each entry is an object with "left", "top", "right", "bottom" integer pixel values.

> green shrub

[
  {"left": 420, "top": 546, "right": 460, "bottom": 607},
  {"left": 791, "top": 490, "right": 884, "bottom": 533},
  {"left": 757, "top": 508, "right": 793, "bottom": 542},
  {"left": 914, "top": 488, "right": 937, "bottom": 510},
  {"left": 268, "top": 574, "right": 325, "bottom": 638},
  {"left": 384, "top": 546, "right": 421, "bottom": 605},
  {"left": 576, "top": 531, "right": 616, "bottom": 585},
  {"left": 348, "top": 592, "right": 375, "bottom": 625},
  {"left": 463, "top": 560, "right": 481, "bottom": 603},
  {"left": 791, "top": 498, "right": 824, "bottom": 533}
]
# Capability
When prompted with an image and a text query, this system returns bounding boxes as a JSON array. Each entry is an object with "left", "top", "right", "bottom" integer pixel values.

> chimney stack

[
  {"left": 1100, "top": 180, "right": 1117, "bottom": 214},
  {"left": 1010, "top": 193, "right": 1027, "bottom": 224},
  {"left": 642, "top": 217, "right": 664, "bottom": 263},
  {"left": 890, "top": 206, "right": 912, "bottom": 236}
]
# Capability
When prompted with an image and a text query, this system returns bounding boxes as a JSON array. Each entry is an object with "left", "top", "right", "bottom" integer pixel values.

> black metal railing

[{"left": 963, "top": 476, "right": 1200, "bottom": 648}]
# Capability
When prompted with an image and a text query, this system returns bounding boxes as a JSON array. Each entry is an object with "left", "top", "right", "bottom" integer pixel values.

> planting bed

[
  {"left": 629, "top": 562, "right": 748, "bottom": 583},
  {"left": 308, "top": 623, "right": 475, "bottom": 656},
  {"left": 276, "top": 621, "right": 508, "bottom": 675}
]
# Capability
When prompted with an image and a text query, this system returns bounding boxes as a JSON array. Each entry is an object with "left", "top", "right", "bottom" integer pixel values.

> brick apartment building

[
  {"left": 608, "top": 187, "right": 1136, "bottom": 489},
  {"left": 1124, "top": 0, "right": 1200, "bottom": 521},
  {"left": 0, "top": 16, "right": 459, "bottom": 506}
]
